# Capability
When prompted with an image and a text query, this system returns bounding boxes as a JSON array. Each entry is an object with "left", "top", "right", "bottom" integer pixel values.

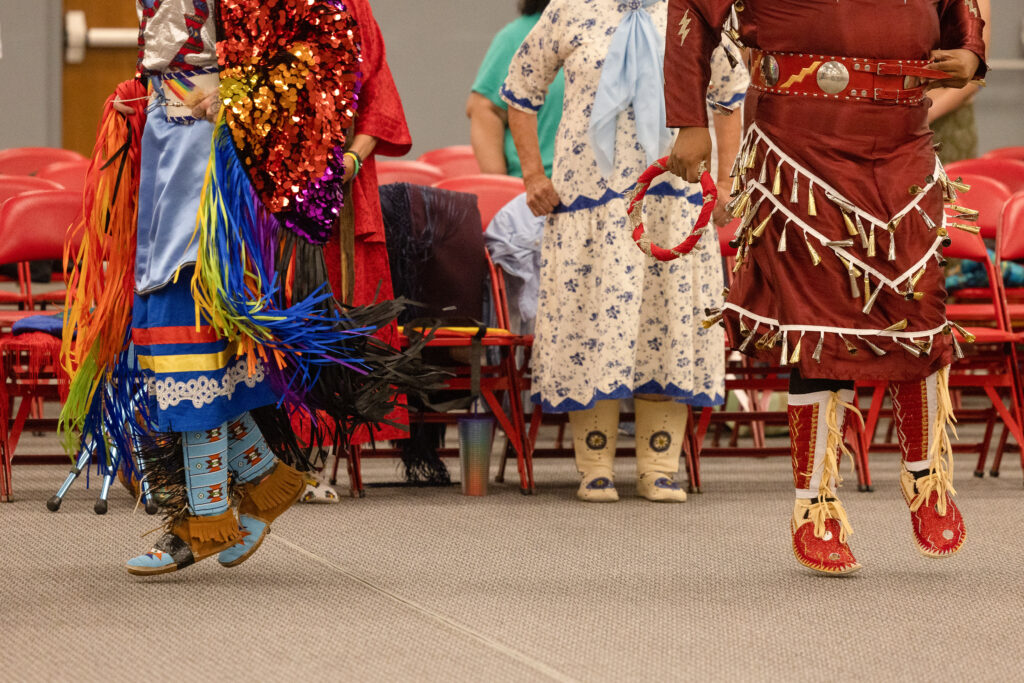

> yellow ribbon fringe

[
  {"left": 807, "top": 391, "right": 864, "bottom": 543},
  {"left": 910, "top": 365, "right": 958, "bottom": 516}
]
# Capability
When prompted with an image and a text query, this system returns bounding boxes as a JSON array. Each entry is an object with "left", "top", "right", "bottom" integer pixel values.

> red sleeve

[
  {"left": 938, "top": 0, "right": 987, "bottom": 78},
  {"left": 347, "top": 0, "right": 412, "bottom": 157},
  {"left": 664, "top": 0, "right": 734, "bottom": 128}
]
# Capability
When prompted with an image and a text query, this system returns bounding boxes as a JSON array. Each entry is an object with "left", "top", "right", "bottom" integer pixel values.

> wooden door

[{"left": 62, "top": 2, "right": 139, "bottom": 156}]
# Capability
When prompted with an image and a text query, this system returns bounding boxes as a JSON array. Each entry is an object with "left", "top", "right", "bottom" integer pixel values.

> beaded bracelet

[{"left": 344, "top": 151, "right": 362, "bottom": 179}]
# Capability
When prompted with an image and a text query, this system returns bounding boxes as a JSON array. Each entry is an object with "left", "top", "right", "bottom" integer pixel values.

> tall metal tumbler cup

[{"left": 457, "top": 415, "right": 494, "bottom": 496}]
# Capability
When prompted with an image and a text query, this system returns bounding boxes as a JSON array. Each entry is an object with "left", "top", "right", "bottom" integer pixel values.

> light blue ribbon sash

[{"left": 588, "top": 0, "right": 672, "bottom": 178}]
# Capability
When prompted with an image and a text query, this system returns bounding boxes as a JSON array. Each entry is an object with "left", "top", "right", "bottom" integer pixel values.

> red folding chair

[
  {"left": 433, "top": 174, "right": 525, "bottom": 227},
  {"left": 0, "top": 175, "right": 64, "bottom": 202},
  {"left": 0, "top": 180, "right": 78, "bottom": 311},
  {"left": 944, "top": 179, "right": 1024, "bottom": 324},
  {"left": 418, "top": 145, "right": 482, "bottom": 178},
  {"left": 341, "top": 180, "right": 534, "bottom": 494},
  {"left": 942, "top": 174, "right": 1010, "bottom": 240},
  {"left": 855, "top": 222, "right": 1024, "bottom": 489},
  {"left": 375, "top": 160, "right": 445, "bottom": 186},
  {"left": 983, "top": 192, "right": 1024, "bottom": 475},
  {"left": 430, "top": 175, "right": 536, "bottom": 487},
  {"left": 0, "top": 147, "right": 87, "bottom": 176},
  {"left": 945, "top": 158, "right": 1024, "bottom": 193},
  {"left": 37, "top": 159, "right": 91, "bottom": 195},
  {"left": 0, "top": 176, "right": 66, "bottom": 310},
  {"left": 944, "top": 174, "right": 1012, "bottom": 308},
  {"left": 996, "top": 192, "right": 1024, "bottom": 307},
  {"left": 982, "top": 146, "right": 1024, "bottom": 162},
  {"left": 0, "top": 190, "right": 83, "bottom": 501}
]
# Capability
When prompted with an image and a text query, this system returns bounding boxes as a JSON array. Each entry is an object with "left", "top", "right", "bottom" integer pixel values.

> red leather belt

[{"left": 750, "top": 50, "right": 949, "bottom": 105}]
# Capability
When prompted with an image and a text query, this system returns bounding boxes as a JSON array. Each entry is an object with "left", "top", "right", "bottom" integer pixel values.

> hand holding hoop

[{"left": 627, "top": 158, "right": 717, "bottom": 261}]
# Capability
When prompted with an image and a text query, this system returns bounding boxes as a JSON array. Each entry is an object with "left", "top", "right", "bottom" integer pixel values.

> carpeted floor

[{"left": 1, "top": 428, "right": 1023, "bottom": 682}]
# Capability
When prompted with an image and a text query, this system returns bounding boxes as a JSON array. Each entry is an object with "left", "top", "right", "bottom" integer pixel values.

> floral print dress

[{"left": 502, "top": 0, "right": 748, "bottom": 412}]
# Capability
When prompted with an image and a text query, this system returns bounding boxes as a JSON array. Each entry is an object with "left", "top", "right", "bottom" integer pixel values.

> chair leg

[
  {"left": 329, "top": 447, "right": 341, "bottom": 485},
  {"left": 495, "top": 438, "right": 511, "bottom": 484},
  {"left": 687, "top": 407, "right": 702, "bottom": 493},
  {"left": 981, "top": 384, "right": 1024, "bottom": 479},
  {"left": 854, "top": 385, "right": 882, "bottom": 492},
  {"left": 988, "top": 425, "right": 1010, "bottom": 477},
  {"left": 346, "top": 444, "right": 364, "bottom": 498},
  {"left": 0, "top": 445, "right": 10, "bottom": 503},
  {"left": 975, "top": 413, "right": 997, "bottom": 477}
]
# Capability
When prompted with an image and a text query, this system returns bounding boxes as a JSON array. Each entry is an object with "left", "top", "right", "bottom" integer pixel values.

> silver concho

[
  {"left": 760, "top": 54, "right": 780, "bottom": 86},
  {"left": 816, "top": 60, "right": 850, "bottom": 95}
]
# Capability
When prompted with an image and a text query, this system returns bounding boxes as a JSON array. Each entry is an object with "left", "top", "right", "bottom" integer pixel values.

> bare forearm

[
  {"left": 927, "top": 85, "right": 978, "bottom": 123},
  {"left": 711, "top": 110, "right": 741, "bottom": 188},
  {"left": 508, "top": 107, "right": 545, "bottom": 180},
  {"left": 348, "top": 133, "right": 378, "bottom": 162},
  {"left": 467, "top": 94, "right": 509, "bottom": 175}
]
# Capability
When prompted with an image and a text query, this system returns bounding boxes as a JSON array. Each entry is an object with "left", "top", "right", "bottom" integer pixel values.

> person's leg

[
  {"left": 788, "top": 369, "right": 861, "bottom": 575},
  {"left": 633, "top": 396, "right": 688, "bottom": 502},
  {"left": 126, "top": 425, "right": 239, "bottom": 575},
  {"left": 218, "top": 411, "right": 306, "bottom": 567},
  {"left": 569, "top": 399, "right": 620, "bottom": 502},
  {"left": 889, "top": 366, "right": 965, "bottom": 557},
  {"left": 300, "top": 446, "right": 341, "bottom": 503}
]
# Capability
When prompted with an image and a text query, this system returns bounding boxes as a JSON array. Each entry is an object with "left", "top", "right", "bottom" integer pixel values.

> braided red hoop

[{"left": 627, "top": 156, "right": 717, "bottom": 261}]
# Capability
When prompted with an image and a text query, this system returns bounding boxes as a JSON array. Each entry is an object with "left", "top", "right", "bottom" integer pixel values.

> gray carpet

[{"left": 2, "top": 432, "right": 1023, "bottom": 682}]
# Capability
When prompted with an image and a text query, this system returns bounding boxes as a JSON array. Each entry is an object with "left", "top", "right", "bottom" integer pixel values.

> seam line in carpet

[{"left": 267, "top": 534, "right": 579, "bottom": 683}]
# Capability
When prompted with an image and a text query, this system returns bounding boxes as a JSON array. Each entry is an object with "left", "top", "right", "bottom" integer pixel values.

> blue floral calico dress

[{"left": 502, "top": 0, "right": 748, "bottom": 412}]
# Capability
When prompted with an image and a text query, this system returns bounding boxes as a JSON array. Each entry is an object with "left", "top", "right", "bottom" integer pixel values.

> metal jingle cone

[
  {"left": 861, "top": 337, "right": 887, "bottom": 356},
  {"left": 811, "top": 332, "right": 825, "bottom": 362},
  {"left": 861, "top": 281, "right": 882, "bottom": 315}
]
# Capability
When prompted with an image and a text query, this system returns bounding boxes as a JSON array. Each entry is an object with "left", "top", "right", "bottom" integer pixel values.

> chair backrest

[
  {"left": 942, "top": 222, "right": 989, "bottom": 263},
  {"left": 432, "top": 174, "right": 526, "bottom": 228},
  {"left": 999, "top": 191, "right": 1024, "bottom": 262},
  {"left": 717, "top": 220, "right": 739, "bottom": 257},
  {"left": 951, "top": 174, "right": 1011, "bottom": 240},
  {"left": 37, "top": 159, "right": 91, "bottom": 195},
  {"left": 0, "top": 147, "right": 87, "bottom": 176},
  {"left": 417, "top": 145, "right": 481, "bottom": 178},
  {"left": 379, "top": 183, "right": 488, "bottom": 324},
  {"left": 0, "top": 175, "right": 64, "bottom": 205},
  {"left": 945, "top": 158, "right": 1024, "bottom": 193},
  {"left": 375, "top": 160, "right": 445, "bottom": 186},
  {"left": 982, "top": 146, "right": 1024, "bottom": 163},
  {"left": 0, "top": 190, "right": 83, "bottom": 265}
]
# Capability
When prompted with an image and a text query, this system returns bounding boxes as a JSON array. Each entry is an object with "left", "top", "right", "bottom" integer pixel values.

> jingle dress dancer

[
  {"left": 664, "top": 0, "right": 986, "bottom": 573},
  {"left": 503, "top": 0, "right": 747, "bottom": 503},
  {"left": 61, "top": 0, "right": 432, "bottom": 575}
]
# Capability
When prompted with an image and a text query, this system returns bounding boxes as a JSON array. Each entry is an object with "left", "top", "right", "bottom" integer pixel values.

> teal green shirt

[{"left": 471, "top": 14, "right": 564, "bottom": 178}]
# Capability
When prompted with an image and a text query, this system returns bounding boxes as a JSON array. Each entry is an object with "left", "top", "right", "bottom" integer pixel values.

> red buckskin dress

[
  {"left": 664, "top": 0, "right": 984, "bottom": 574},
  {"left": 664, "top": 0, "right": 986, "bottom": 383}
]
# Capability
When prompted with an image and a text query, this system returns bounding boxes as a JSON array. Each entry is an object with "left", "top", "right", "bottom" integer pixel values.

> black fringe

[
  {"left": 275, "top": 233, "right": 447, "bottom": 451},
  {"left": 133, "top": 431, "right": 187, "bottom": 526},
  {"left": 249, "top": 404, "right": 316, "bottom": 472},
  {"left": 398, "top": 421, "right": 451, "bottom": 486}
]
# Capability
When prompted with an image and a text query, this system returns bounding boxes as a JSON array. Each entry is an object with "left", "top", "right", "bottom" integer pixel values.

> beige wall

[
  {"left": 371, "top": 0, "right": 520, "bottom": 158},
  {"left": 0, "top": 0, "right": 63, "bottom": 149},
  {"left": 1, "top": 0, "right": 1020, "bottom": 154}
]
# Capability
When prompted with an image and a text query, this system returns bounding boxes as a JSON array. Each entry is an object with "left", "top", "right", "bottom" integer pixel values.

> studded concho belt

[{"left": 750, "top": 50, "right": 948, "bottom": 105}]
